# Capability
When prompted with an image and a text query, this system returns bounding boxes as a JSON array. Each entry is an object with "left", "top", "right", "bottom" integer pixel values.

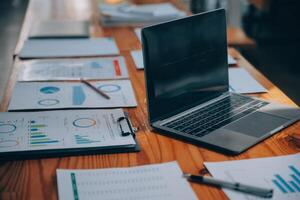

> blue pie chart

[{"left": 40, "top": 86, "right": 60, "bottom": 94}]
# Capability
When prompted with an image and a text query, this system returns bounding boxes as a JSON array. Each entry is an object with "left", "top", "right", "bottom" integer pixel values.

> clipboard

[{"left": 0, "top": 110, "right": 140, "bottom": 161}]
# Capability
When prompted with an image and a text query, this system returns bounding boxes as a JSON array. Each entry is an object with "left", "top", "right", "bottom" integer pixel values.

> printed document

[
  {"left": 0, "top": 109, "right": 136, "bottom": 153},
  {"left": 205, "top": 153, "right": 300, "bottom": 200},
  {"left": 228, "top": 55, "right": 237, "bottom": 65},
  {"left": 229, "top": 68, "right": 267, "bottom": 93},
  {"left": 18, "top": 57, "right": 128, "bottom": 81},
  {"left": 130, "top": 50, "right": 143, "bottom": 69},
  {"left": 57, "top": 162, "right": 197, "bottom": 200},
  {"left": 135, "top": 28, "right": 142, "bottom": 42},
  {"left": 8, "top": 80, "right": 137, "bottom": 110},
  {"left": 19, "top": 38, "right": 119, "bottom": 58}
]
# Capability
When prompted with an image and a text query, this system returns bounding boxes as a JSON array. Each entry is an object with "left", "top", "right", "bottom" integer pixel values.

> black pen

[
  {"left": 183, "top": 173, "right": 273, "bottom": 198},
  {"left": 80, "top": 79, "right": 110, "bottom": 100}
]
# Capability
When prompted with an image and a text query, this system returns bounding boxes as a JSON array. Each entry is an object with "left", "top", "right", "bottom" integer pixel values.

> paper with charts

[
  {"left": 56, "top": 162, "right": 197, "bottom": 200},
  {"left": 0, "top": 109, "right": 136, "bottom": 153},
  {"left": 8, "top": 80, "right": 137, "bottom": 110},
  {"left": 205, "top": 153, "right": 300, "bottom": 200},
  {"left": 18, "top": 57, "right": 129, "bottom": 81}
]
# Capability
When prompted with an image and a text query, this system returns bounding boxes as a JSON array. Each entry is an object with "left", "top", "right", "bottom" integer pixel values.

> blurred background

[{"left": 0, "top": 0, "right": 299, "bottom": 105}]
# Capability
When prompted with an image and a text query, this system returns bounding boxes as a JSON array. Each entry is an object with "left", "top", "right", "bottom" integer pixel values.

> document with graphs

[
  {"left": 18, "top": 57, "right": 129, "bottom": 81},
  {"left": 8, "top": 80, "right": 137, "bottom": 110},
  {"left": 205, "top": 153, "right": 300, "bottom": 200},
  {"left": 0, "top": 109, "right": 138, "bottom": 159}
]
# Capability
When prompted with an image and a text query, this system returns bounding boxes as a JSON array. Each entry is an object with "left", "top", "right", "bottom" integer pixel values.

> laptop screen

[{"left": 142, "top": 9, "right": 228, "bottom": 122}]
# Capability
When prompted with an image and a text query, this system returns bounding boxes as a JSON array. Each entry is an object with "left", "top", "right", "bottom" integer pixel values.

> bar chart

[
  {"left": 74, "top": 134, "right": 101, "bottom": 145},
  {"left": 29, "top": 120, "right": 59, "bottom": 147},
  {"left": 272, "top": 165, "right": 300, "bottom": 194}
]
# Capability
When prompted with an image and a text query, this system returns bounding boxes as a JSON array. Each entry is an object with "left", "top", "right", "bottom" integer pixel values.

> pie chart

[
  {"left": 73, "top": 118, "right": 96, "bottom": 128},
  {"left": 38, "top": 99, "right": 59, "bottom": 106},
  {"left": 0, "top": 140, "right": 19, "bottom": 148},
  {"left": 97, "top": 84, "right": 121, "bottom": 93},
  {"left": 40, "top": 86, "right": 60, "bottom": 94},
  {"left": 0, "top": 124, "right": 16, "bottom": 133}
]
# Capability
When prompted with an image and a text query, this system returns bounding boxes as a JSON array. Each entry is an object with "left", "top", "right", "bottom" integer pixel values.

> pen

[
  {"left": 183, "top": 173, "right": 273, "bottom": 198},
  {"left": 80, "top": 79, "right": 110, "bottom": 100}
]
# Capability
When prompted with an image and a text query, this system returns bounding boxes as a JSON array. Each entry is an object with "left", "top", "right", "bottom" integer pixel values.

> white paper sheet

[
  {"left": 229, "top": 68, "right": 267, "bottom": 93},
  {"left": 18, "top": 57, "right": 129, "bottom": 81},
  {"left": 130, "top": 50, "right": 143, "bottom": 69},
  {"left": 135, "top": 28, "right": 142, "bottom": 42},
  {"left": 56, "top": 162, "right": 197, "bottom": 200},
  {"left": 205, "top": 153, "right": 300, "bottom": 200},
  {"left": 0, "top": 109, "right": 136, "bottom": 153},
  {"left": 228, "top": 55, "right": 237, "bottom": 65},
  {"left": 8, "top": 80, "right": 137, "bottom": 110},
  {"left": 19, "top": 38, "right": 119, "bottom": 58},
  {"left": 29, "top": 20, "right": 89, "bottom": 38}
]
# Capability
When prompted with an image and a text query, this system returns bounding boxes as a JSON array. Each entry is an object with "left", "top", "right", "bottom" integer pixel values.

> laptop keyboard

[{"left": 164, "top": 94, "right": 269, "bottom": 137}]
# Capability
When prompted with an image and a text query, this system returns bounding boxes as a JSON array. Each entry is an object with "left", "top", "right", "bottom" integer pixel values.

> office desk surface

[{"left": 0, "top": 0, "right": 299, "bottom": 199}]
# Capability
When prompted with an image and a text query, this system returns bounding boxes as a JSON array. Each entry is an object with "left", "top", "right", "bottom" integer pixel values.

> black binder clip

[{"left": 117, "top": 116, "right": 137, "bottom": 138}]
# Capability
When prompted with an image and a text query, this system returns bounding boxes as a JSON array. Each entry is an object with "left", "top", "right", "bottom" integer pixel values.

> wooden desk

[{"left": 0, "top": 0, "right": 299, "bottom": 199}]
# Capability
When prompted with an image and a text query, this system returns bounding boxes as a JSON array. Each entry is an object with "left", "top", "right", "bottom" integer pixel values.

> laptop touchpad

[{"left": 224, "top": 112, "right": 289, "bottom": 138}]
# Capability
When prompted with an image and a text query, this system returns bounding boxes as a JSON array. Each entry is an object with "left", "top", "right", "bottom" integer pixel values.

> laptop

[{"left": 141, "top": 9, "right": 300, "bottom": 154}]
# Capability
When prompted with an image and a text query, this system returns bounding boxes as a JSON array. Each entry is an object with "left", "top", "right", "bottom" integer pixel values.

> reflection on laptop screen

[{"left": 142, "top": 9, "right": 229, "bottom": 121}]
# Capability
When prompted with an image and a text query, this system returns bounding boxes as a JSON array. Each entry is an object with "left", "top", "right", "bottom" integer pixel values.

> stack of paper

[
  {"left": 99, "top": 2, "right": 186, "bottom": 27},
  {"left": 57, "top": 162, "right": 197, "bottom": 200}
]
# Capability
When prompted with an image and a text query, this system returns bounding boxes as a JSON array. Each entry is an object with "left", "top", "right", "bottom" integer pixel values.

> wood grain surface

[{"left": 0, "top": 0, "right": 299, "bottom": 199}]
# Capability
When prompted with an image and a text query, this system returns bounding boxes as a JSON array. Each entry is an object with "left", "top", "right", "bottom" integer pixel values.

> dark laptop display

[
  {"left": 142, "top": 9, "right": 300, "bottom": 154},
  {"left": 142, "top": 9, "right": 228, "bottom": 121}
]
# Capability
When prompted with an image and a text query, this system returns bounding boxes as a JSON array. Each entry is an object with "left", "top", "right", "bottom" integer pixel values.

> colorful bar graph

[
  {"left": 272, "top": 165, "right": 300, "bottom": 194},
  {"left": 31, "top": 140, "right": 59, "bottom": 145},
  {"left": 291, "top": 174, "right": 300, "bottom": 185},
  {"left": 30, "top": 124, "right": 47, "bottom": 128},
  {"left": 290, "top": 181, "right": 300, "bottom": 192},
  {"left": 29, "top": 121, "right": 59, "bottom": 147},
  {"left": 75, "top": 135, "right": 100, "bottom": 144},
  {"left": 272, "top": 179, "right": 287, "bottom": 193},
  {"left": 289, "top": 166, "right": 300, "bottom": 178},
  {"left": 275, "top": 174, "right": 295, "bottom": 192},
  {"left": 30, "top": 134, "right": 46, "bottom": 138}
]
